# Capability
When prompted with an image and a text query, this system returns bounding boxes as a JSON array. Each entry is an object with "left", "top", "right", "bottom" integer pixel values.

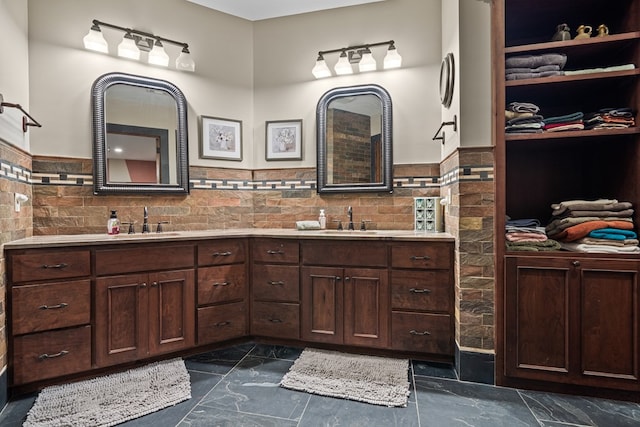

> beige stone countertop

[{"left": 4, "top": 228, "right": 454, "bottom": 249}]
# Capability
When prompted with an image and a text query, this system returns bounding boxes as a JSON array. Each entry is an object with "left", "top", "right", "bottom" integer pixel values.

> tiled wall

[{"left": 0, "top": 140, "right": 33, "bottom": 398}]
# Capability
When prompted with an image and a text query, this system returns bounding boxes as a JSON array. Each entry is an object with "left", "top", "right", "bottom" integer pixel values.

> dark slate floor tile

[
  {"left": 412, "top": 360, "right": 458, "bottom": 380},
  {"left": 179, "top": 406, "right": 298, "bottom": 427},
  {"left": 0, "top": 393, "right": 36, "bottom": 427},
  {"left": 120, "top": 369, "right": 223, "bottom": 427},
  {"left": 197, "top": 355, "right": 310, "bottom": 421},
  {"left": 414, "top": 377, "right": 540, "bottom": 427},
  {"left": 249, "top": 343, "right": 303, "bottom": 361},
  {"left": 519, "top": 390, "right": 640, "bottom": 427},
  {"left": 184, "top": 342, "right": 256, "bottom": 375},
  {"left": 299, "top": 393, "right": 419, "bottom": 427}
]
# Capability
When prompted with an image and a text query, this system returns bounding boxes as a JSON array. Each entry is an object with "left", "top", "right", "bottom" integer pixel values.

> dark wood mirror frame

[
  {"left": 91, "top": 72, "right": 189, "bottom": 195},
  {"left": 316, "top": 84, "right": 393, "bottom": 194}
]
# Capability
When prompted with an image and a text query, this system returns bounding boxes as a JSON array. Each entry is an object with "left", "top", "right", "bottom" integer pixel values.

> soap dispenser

[
  {"left": 319, "top": 209, "right": 326, "bottom": 229},
  {"left": 107, "top": 210, "right": 120, "bottom": 235}
]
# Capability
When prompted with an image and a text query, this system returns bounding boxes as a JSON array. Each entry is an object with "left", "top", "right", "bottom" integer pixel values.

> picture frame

[
  {"left": 265, "top": 119, "right": 303, "bottom": 161},
  {"left": 200, "top": 116, "right": 242, "bottom": 161}
]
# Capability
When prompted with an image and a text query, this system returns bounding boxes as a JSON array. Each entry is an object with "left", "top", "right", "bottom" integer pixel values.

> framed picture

[
  {"left": 265, "top": 119, "right": 303, "bottom": 161},
  {"left": 200, "top": 116, "right": 242, "bottom": 161}
]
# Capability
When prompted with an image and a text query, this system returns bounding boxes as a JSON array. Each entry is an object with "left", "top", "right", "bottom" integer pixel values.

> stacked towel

[
  {"left": 505, "top": 217, "right": 561, "bottom": 251},
  {"left": 546, "top": 199, "right": 639, "bottom": 253},
  {"left": 584, "top": 108, "right": 636, "bottom": 130},
  {"left": 505, "top": 102, "right": 544, "bottom": 134},
  {"left": 543, "top": 112, "right": 584, "bottom": 132},
  {"left": 505, "top": 53, "right": 566, "bottom": 80}
]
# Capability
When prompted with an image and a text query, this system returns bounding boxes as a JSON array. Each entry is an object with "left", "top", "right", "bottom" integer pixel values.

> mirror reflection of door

[
  {"left": 106, "top": 124, "right": 169, "bottom": 184},
  {"left": 327, "top": 94, "right": 383, "bottom": 185},
  {"left": 104, "top": 83, "right": 178, "bottom": 185}
]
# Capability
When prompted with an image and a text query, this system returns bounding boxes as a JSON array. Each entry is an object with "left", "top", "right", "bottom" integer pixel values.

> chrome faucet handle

[
  {"left": 122, "top": 220, "right": 136, "bottom": 234},
  {"left": 332, "top": 219, "right": 343, "bottom": 230},
  {"left": 360, "top": 220, "right": 372, "bottom": 231},
  {"left": 142, "top": 206, "right": 150, "bottom": 233},
  {"left": 347, "top": 206, "right": 354, "bottom": 230}
]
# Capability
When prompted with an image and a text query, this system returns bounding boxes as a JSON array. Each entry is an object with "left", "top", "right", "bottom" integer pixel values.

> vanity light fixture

[
  {"left": 83, "top": 19, "right": 195, "bottom": 72},
  {"left": 312, "top": 40, "right": 402, "bottom": 79}
]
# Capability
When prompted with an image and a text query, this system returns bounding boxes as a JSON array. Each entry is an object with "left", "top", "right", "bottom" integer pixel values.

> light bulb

[
  {"left": 117, "top": 33, "right": 140, "bottom": 60},
  {"left": 312, "top": 55, "right": 331, "bottom": 78},
  {"left": 383, "top": 45, "right": 402, "bottom": 69},
  {"left": 334, "top": 51, "right": 353, "bottom": 75},
  {"left": 148, "top": 40, "right": 169, "bottom": 67},
  {"left": 176, "top": 47, "right": 195, "bottom": 72},
  {"left": 358, "top": 49, "right": 377, "bottom": 72},
  {"left": 83, "top": 25, "right": 108, "bottom": 53}
]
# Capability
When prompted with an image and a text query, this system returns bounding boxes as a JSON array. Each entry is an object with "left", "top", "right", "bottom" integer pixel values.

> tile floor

[{"left": 1, "top": 342, "right": 640, "bottom": 426}]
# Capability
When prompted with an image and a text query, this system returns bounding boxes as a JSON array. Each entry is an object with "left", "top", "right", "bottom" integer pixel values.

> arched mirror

[
  {"left": 91, "top": 72, "right": 189, "bottom": 194},
  {"left": 317, "top": 84, "right": 393, "bottom": 193}
]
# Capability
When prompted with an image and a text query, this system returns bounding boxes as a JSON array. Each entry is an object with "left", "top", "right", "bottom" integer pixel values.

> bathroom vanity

[{"left": 5, "top": 229, "right": 454, "bottom": 391}]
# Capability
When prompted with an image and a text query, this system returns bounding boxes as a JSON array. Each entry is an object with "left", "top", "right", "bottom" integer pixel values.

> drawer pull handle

[
  {"left": 42, "top": 263, "right": 68, "bottom": 269},
  {"left": 267, "top": 250, "right": 284, "bottom": 255},
  {"left": 213, "top": 251, "right": 232, "bottom": 257},
  {"left": 215, "top": 321, "right": 231, "bottom": 327},
  {"left": 409, "top": 330, "right": 431, "bottom": 336},
  {"left": 409, "top": 288, "right": 431, "bottom": 294},
  {"left": 214, "top": 282, "right": 230, "bottom": 287},
  {"left": 410, "top": 256, "right": 431, "bottom": 261},
  {"left": 268, "top": 281, "right": 284, "bottom": 286},
  {"left": 38, "top": 350, "right": 69, "bottom": 360},
  {"left": 39, "top": 303, "right": 68, "bottom": 310},
  {"left": 269, "top": 318, "right": 283, "bottom": 323}
]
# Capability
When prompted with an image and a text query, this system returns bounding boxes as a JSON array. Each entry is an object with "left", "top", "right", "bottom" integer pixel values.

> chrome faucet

[
  {"left": 142, "top": 206, "right": 150, "bottom": 233},
  {"left": 347, "top": 206, "right": 355, "bottom": 230}
]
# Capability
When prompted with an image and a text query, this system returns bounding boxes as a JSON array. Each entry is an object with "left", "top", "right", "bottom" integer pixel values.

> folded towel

[
  {"left": 506, "top": 239, "right": 561, "bottom": 252},
  {"left": 589, "top": 228, "right": 638, "bottom": 240},
  {"left": 544, "top": 112, "right": 584, "bottom": 124},
  {"left": 507, "top": 102, "right": 540, "bottom": 114},
  {"left": 551, "top": 199, "right": 622, "bottom": 216},
  {"left": 577, "top": 237, "right": 640, "bottom": 247},
  {"left": 505, "top": 232, "right": 548, "bottom": 242},
  {"left": 506, "top": 71, "right": 564, "bottom": 80},
  {"left": 554, "top": 209, "right": 634, "bottom": 218},
  {"left": 505, "top": 111, "right": 534, "bottom": 121},
  {"left": 505, "top": 65, "right": 561, "bottom": 74},
  {"left": 506, "top": 218, "right": 541, "bottom": 227},
  {"left": 296, "top": 220, "right": 321, "bottom": 230},
  {"left": 564, "top": 64, "right": 636, "bottom": 76},
  {"left": 546, "top": 216, "right": 633, "bottom": 236},
  {"left": 544, "top": 123, "right": 585, "bottom": 132},
  {"left": 505, "top": 53, "right": 567, "bottom": 69},
  {"left": 549, "top": 220, "right": 635, "bottom": 242},
  {"left": 560, "top": 242, "right": 640, "bottom": 254},
  {"left": 506, "top": 115, "right": 545, "bottom": 126}
]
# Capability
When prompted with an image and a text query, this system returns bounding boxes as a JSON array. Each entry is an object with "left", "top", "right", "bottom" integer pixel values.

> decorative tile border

[{"left": 6, "top": 164, "right": 494, "bottom": 189}]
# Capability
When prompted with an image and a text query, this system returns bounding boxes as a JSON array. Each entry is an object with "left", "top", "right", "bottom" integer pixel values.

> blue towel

[
  {"left": 544, "top": 112, "right": 584, "bottom": 124},
  {"left": 589, "top": 228, "right": 638, "bottom": 240}
]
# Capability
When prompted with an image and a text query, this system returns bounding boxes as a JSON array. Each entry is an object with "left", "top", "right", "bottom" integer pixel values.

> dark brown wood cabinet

[
  {"left": 494, "top": 0, "right": 640, "bottom": 396},
  {"left": 251, "top": 239, "right": 300, "bottom": 339},
  {"left": 301, "top": 241, "right": 389, "bottom": 348},
  {"left": 505, "top": 256, "right": 640, "bottom": 391}
]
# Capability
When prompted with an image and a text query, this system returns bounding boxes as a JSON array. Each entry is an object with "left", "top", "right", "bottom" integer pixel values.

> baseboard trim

[{"left": 456, "top": 344, "right": 495, "bottom": 385}]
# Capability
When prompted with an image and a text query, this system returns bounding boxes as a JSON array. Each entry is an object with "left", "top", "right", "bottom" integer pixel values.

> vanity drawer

[
  {"left": 12, "top": 325, "right": 92, "bottom": 385},
  {"left": 301, "top": 241, "right": 386, "bottom": 267},
  {"left": 390, "top": 243, "right": 452, "bottom": 270},
  {"left": 252, "top": 239, "right": 299, "bottom": 264},
  {"left": 95, "top": 244, "right": 194, "bottom": 275},
  {"left": 251, "top": 302, "right": 300, "bottom": 339},
  {"left": 197, "top": 302, "right": 247, "bottom": 344},
  {"left": 391, "top": 270, "right": 452, "bottom": 312},
  {"left": 12, "top": 279, "right": 91, "bottom": 335},
  {"left": 391, "top": 311, "right": 452, "bottom": 355},
  {"left": 197, "top": 239, "right": 246, "bottom": 266},
  {"left": 252, "top": 265, "right": 300, "bottom": 302},
  {"left": 10, "top": 249, "right": 90, "bottom": 283},
  {"left": 198, "top": 265, "right": 246, "bottom": 305}
]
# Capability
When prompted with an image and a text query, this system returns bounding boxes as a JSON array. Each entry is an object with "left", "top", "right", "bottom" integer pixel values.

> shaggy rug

[
  {"left": 23, "top": 358, "right": 191, "bottom": 427},
  {"left": 280, "top": 348, "right": 410, "bottom": 407}
]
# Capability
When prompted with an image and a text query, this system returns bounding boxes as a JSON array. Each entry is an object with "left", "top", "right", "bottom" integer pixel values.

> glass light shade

[
  {"left": 117, "top": 34, "right": 140, "bottom": 60},
  {"left": 148, "top": 41, "right": 169, "bottom": 67},
  {"left": 334, "top": 52, "right": 353, "bottom": 75},
  {"left": 176, "top": 50, "right": 195, "bottom": 72},
  {"left": 83, "top": 27, "right": 108, "bottom": 53},
  {"left": 358, "top": 51, "right": 377, "bottom": 72},
  {"left": 383, "top": 47, "right": 402, "bottom": 69},
  {"left": 312, "top": 58, "right": 331, "bottom": 78}
]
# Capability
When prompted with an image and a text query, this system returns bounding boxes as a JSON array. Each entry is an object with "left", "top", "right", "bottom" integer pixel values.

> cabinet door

[
  {"left": 343, "top": 268, "right": 389, "bottom": 348},
  {"left": 95, "top": 273, "right": 149, "bottom": 367},
  {"left": 579, "top": 260, "right": 640, "bottom": 390},
  {"left": 148, "top": 269, "right": 195, "bottom": 356},
  {"left": 504, "top": 256, "right": 572, "bottom": 382},
  {"left": 301, "top": 266, "right": 343, "bottom": 344}
]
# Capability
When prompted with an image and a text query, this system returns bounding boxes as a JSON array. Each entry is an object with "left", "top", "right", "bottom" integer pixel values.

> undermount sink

[
  {"left": 111, "top": 232, "right": 182, "bottom": 238},
  {"left": 319, "top": 230, "right": 380, "bottom": 235}
]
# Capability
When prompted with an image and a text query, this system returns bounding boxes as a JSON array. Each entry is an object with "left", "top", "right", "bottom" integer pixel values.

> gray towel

[
  {"left": 507, "top": 102, "right": 540, "bottom": 114},
  {"left": 506, "top": 71, "right": 564, "bottom": 80},
  {"left": 505, "top": 53, "right": 567, "bottom": 69},
  {"left": 505, "top": 65, "right": 561, "bottom": 74}
]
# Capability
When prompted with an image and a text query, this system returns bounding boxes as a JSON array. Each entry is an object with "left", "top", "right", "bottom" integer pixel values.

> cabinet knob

[
  {"left": 335, "top": 276, "right": 342, "bottom": 281},
  {"left": 151, "top": 281, "right": 159, "bottom": 287},
  {"left": 344, "top": 276, "right": 351, "bottom": 281},
  {"left": 140, "top": 282, "right": 147, "bottom": 288},
  {"left": 572, "top": 260, "right": 581, "bottom": 267}
]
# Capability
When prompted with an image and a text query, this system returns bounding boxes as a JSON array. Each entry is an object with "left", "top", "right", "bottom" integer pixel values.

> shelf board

[
  {"left": 505, "top": 127, "right": 640, "bottom": 142},
  {"left": 505, "top": 31, "right": 640, "bottom": 54}
]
